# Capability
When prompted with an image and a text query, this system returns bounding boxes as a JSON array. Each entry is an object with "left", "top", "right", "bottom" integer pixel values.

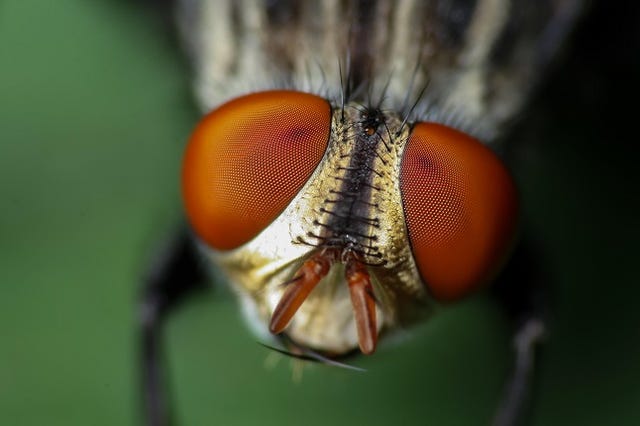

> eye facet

[
  {"left": 400, "top": 123, "right": 518, "bottom": 301},
  {"left": 182, "top": 90, "right": 331, "bottom": 250}
]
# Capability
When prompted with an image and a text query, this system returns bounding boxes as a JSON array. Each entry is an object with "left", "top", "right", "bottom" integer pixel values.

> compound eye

[
  {"left": 182, "top": 90, "right": 331, "bottom": 250},
  {"left": 400, "top": 123, "right": 518, "bottom": 301}
]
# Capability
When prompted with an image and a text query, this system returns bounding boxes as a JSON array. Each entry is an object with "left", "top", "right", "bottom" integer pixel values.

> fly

[{"left": 140, "top": 1, "right": 586, "bottom": 425}]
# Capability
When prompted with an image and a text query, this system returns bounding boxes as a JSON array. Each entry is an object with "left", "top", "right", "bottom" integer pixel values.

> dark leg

[
  {"left": 490, "top": 238, "right": 549, "bottom": 426},
  {"left": 138, "top": 226, "right": 208, "bottom": 426}
]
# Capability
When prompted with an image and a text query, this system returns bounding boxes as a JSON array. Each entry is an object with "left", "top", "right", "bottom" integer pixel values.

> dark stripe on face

[{"left": 319, "top": 108, "right": 387, "bottom": 261}]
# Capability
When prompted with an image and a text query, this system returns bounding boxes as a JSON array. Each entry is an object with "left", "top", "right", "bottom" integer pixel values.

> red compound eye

[
  {"left": 400, "top": 123, "right": 518, "bottom": 301},
  {"left": 182, "top": 90, "right": 331, "bottom": 250}
]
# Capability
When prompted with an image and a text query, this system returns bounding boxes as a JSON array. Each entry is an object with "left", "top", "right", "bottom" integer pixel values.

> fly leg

[
  {"left": 491, "top": 238, "right": 548, "bottom": 426},
  {"left": 138, "top": 226, "right": 208, "bottom": 426}
]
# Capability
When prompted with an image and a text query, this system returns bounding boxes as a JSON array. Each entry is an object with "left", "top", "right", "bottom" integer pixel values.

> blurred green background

[{"left": 1, "top": 1, "right": 638, "bottom": 425}]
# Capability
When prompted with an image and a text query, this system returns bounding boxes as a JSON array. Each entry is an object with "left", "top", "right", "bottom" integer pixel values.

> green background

[{"left": 1, "top": 1, "right": 638, "bottom": 425}]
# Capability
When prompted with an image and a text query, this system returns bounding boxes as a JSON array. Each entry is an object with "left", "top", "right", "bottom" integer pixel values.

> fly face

[
  {"left": 177, "top": 0, "right": 583, "bottom": 357},
  {"left": 182, "top": 89, "right": 517, "bottom": 355}
]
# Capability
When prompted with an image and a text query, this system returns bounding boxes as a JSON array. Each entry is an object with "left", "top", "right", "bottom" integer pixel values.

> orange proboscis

[
  {"left": 269, "top": 252, "right": 378, "bottom": 355},
  {"left": 269, "top": 255, "right": 331, "bottom": 334},
  {"left": 346, "top": 260, "right": 378, "bottom": 354}
]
